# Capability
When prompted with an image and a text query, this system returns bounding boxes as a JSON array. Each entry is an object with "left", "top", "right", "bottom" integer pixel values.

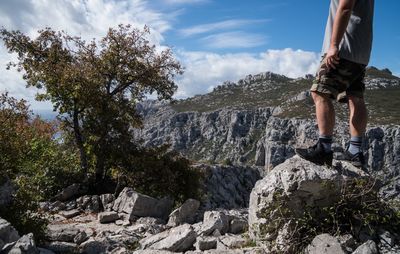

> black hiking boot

[
  {"left": 295, "top": 141, "right": 333, "bottom": 167},
  {"left": 340, "top": 149, "right": 367, "bottom": 171}
]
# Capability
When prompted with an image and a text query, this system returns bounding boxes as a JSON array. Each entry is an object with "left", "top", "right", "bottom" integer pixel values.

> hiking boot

[
  {"left": 295, "top": 141, "right": 333, "bottom": 166},
  {"left": 340, "top": 149, "right": 367, "bottom": 171}
]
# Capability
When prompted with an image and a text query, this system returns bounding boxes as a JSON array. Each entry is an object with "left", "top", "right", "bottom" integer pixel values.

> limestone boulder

[
  {"left": 167, "top": 199, "right": 200, "bottom": 227},
  {"left": 248, "top": 156, "right": 367, "bottom": 251},
  {"left": 113, "top": 188, "right": 173, "bottom": 220},
  {"left": 139, "top": 223, "right": 196, "bottom": 252},
  {"left": 305, "top": 234, "right": 346, "bottom": 254}
]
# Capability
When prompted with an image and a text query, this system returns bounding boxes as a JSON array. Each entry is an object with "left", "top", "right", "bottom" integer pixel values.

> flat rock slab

[
  {"left": 195, "top": 236, "right": 217, "bottom": 251},
  {"left": 59, "top": 209, "right": 81, "bottom": 219},
  {"left": 45, "top": 241, "right": 78, "bottom": 253},
  {"left": 46, "top": 224, "right": 80, "bottom": 242},
  {"left": 140, "top": 223, "right": 196, "bottom": 252},
  {"left": 98, "top": 211, "right": 119, "bottom": 224},
  {"left": 217, "top": 234, "right": 248, "bottom": 249}
]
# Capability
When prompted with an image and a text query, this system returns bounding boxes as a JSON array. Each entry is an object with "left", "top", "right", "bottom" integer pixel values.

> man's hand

[{"left": 325, "top": 45, "right": 340, "bottom": 70}]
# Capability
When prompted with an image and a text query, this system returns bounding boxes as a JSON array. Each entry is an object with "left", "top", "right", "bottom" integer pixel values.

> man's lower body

[{"left": 296, "top": 55, "right": 368, "bottom": 169}]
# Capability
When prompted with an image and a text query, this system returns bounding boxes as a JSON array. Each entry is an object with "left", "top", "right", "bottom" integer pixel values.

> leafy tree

[
  {"left": 0, "top": 93, "right": 80, "bottom": 243},
  {"left": 0, "top": 93, "right": 31, "bottom": 177},
  {"left": 0, "top": 24, "right": 183, "bottom": 185}
]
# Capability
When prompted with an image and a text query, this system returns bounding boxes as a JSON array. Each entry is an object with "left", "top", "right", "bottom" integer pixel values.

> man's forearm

[{"left": 330, "top": 0, "right": 356, "bottom": 49}]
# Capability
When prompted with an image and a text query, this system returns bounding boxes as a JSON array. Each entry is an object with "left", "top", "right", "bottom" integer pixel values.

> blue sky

[
  {"left": 157, "top": 0, "right": 399, "bottom": 71},
  {"left": 0, "top": 0, "right": 399, "bottom": 113}
]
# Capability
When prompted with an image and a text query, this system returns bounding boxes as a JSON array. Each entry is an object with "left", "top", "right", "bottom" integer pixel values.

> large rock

[
  {"left": 305, "top": 234, "right": 346, "bottom": 254},
  {"left": 46, "top": 224, "right": 80, "bottom": 242},
  {"left": 98, "top": 211, "right": 119, "bottom": 224},
  {"left": 0, "top": 217, "right": 20, "bottom": 249},
  {"left": 2, "top": 233, "right": 39, "bottom": 254},
  {"left": 248, "top": 156, "right": 367, "bottom": 251},
  {"left": 198, "top": 211, "right": 229, "bottom": 236},
  {"left": 167, "top": 199, "right": 200, "bottom": 227},
  {"left": 139, "top": 223, "right": 196, "bottom": 252},
  {"left": 53, "top": 184, "right": 83, "bottom": 202},
  {"left": 352, "top": 240, "right": 378, "bottom": 254},
  {"left": 113, "top": 188, "right": 173, "bottom": 220}
]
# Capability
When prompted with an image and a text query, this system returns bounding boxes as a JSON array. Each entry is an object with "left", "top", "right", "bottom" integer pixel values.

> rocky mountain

[{"left": 133, "top": 67, "right": 400, "bottom": 199}]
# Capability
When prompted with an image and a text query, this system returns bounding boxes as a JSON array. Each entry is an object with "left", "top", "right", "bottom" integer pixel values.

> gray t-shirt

[{"left": 322, "top": 0, "right": 374, "bottom": 65}]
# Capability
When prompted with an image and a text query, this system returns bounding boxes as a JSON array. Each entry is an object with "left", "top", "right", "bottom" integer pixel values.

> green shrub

[
  {"left": 114, "top": 143, "right": 205, "bottom": 208},
  {"left": 0, "top": 179, "right": 48, "bottom": 244}
]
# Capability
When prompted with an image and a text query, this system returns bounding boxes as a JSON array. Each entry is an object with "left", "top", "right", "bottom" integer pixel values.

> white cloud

[
  {"left": 172, "top": 48, "right": 321, "bottom": 98},
  {"left": 0, "top": 0, "right": 321, "bottom": 113},
  {"left": 201, "top": 31, "right": 267, "bottom": 49},
  {"left": 0, "top": 0, "right": 170, "bottom": 111},
  {"left": 179, "top": 19, "right": 269, "bottom": 37}
]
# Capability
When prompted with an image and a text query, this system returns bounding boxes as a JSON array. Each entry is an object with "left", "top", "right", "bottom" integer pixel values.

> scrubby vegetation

[{"left": 257, "top": 177, "right": 400, "bottom": 253}]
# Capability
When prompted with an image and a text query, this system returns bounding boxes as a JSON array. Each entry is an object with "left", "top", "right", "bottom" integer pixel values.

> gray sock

[
  {"left": 348, "top": 136, "right": 363, "bottom": 155},
  {"left": 319, "top": 134, "right": 333, "bottom": 152}
]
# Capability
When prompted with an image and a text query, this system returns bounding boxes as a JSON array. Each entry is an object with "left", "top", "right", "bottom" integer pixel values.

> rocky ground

[{"left": 1, "top": 156, "right": 400, "bottom": 253}]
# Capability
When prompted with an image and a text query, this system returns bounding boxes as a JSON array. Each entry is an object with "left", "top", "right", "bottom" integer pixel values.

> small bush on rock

[{"left": 265, "top": 177, "right": 400, "bottom": 253}]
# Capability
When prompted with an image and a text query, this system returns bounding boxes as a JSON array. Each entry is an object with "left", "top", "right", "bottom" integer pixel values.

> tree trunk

[{"left": 73, "top": 109, "right": 88, "bottom": 179}]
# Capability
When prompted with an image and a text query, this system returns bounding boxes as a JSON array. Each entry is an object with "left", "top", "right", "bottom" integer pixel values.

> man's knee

[{"left": 311, "top": 90, "right": 331, "bottom": 102}]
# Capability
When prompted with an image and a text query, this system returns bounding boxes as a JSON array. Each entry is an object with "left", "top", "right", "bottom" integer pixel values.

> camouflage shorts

[{"left": 310, "top": 54, "right": 367, "bottom": 103}]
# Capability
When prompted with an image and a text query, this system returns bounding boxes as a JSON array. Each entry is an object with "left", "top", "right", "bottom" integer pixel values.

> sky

[{"left": 0, "top": 0, "right": 399, "bottom": 113}]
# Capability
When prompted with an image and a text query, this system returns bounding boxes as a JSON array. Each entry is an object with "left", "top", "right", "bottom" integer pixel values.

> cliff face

[
  {"left": 134, "top": 101, "right": 276, "bottom": 165},
  {"left": 134, "top": 104, "right": 399, "bottom": 174}
]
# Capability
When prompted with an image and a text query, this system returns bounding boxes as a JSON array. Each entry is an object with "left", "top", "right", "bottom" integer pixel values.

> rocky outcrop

[{"left": 248, "top": 156, "right": 371, "bottom": 252}]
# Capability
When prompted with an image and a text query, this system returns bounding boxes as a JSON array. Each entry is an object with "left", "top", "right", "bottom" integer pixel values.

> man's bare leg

[
  {"left": 347, "top": 95, "right": 367, "bottom": 155},
  {"left": 348, "top": 96, "right": 367, "bottom": 136},
  {"left": 312, "top": 91, "right": 335, "bottom": 137}
]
